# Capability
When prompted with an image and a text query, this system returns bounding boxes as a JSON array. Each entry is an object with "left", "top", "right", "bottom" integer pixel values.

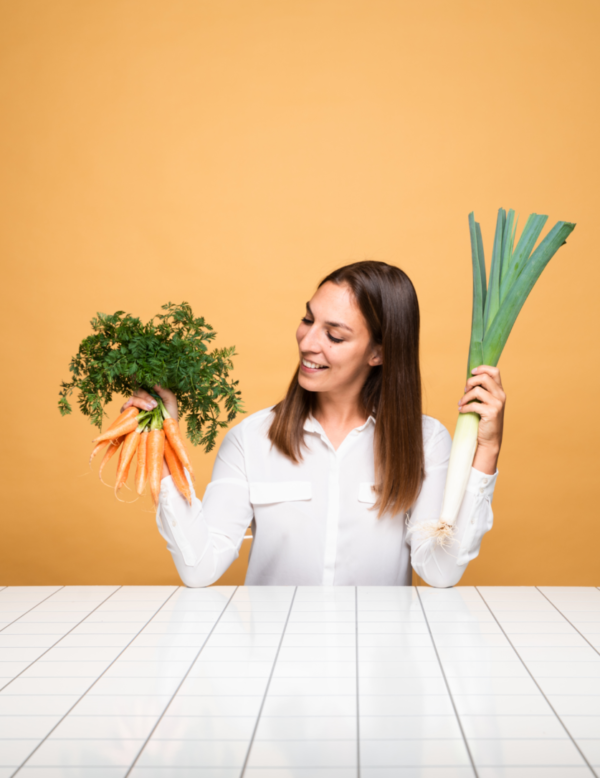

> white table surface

[{"left": 0, "top": 585, "right": 598, "bottom": 778}]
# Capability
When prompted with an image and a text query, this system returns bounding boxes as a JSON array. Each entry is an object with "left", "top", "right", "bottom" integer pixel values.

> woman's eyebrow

[{"left": 306, "top": 302, "right": 353, "bottom": 332}]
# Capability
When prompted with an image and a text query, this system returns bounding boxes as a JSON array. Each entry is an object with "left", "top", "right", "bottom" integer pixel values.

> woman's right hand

[{"left": 120, "top": 384, "right": 179, "bottom": 420}]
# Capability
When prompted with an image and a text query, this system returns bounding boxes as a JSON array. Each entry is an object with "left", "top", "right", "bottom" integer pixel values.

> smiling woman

[
  {"left": 127, "top": 260, "right": 505, "bottom": 587},
  {"left": 269, "top": 263, "right": 424, "bottom": 518}
]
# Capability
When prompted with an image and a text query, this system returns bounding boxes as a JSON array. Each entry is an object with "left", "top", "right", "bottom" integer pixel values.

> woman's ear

[{"left": 368, "top": 344, "right": 383, "bottom": 367}]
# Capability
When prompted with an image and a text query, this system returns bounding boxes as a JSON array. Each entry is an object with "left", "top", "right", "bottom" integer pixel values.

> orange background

[{"left": 1, "top": 0, "right": 598, "bottom": 586}]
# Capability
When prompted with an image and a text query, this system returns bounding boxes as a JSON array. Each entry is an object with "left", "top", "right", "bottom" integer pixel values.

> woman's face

[{"left": 295, "top": 281, "right": 382, "bottom": 396}]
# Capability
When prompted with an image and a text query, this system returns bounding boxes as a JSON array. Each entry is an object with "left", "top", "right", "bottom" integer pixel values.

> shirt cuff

[
  {"left": 465, "top": 467, "right": 498, "bottom": 499},
  {"left": 159, "top": 474, "right": 175, "bottom": 493},
  {"left": 157, "top": 475, "right": 202, "bottom": 566},
  {"left": 455, "top": 468, "right": 498, "bottom": 566},
  {"left": 159, "top": 473, "right": 197, "bottom": 510}
]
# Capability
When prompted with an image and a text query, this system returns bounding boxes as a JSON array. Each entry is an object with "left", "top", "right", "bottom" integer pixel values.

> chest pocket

[
  {"left": 249, "top": 481, "right": 312, "bottom": 505},
  {"left": 358, "top": 482, "right": 377, "bottom": 504}
]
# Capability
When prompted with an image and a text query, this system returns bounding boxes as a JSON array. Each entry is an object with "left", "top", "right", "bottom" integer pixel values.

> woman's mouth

[{"left": 300, "top": 358, "right": 329, "bottom": 374}]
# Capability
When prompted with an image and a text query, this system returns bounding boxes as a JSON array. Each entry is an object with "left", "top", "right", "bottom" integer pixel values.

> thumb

[{"left": 153, "top": 384, "right": 172, "bottom": 399}]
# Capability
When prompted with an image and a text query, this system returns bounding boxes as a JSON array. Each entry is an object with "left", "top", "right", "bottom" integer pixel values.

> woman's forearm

[
  {"left": 472, "top": 443, "right": 500, "bottom": 475},
  {"left": 157, "top": 478, "right": 233, "bottom": 587}
]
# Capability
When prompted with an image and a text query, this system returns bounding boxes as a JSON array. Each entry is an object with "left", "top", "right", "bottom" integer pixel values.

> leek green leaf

[
  {"left": 483, "top": 220, "right": 576, "bottom": 365},
  {"left": 484, "top": 208, "right": 506, "bottom": 335},
  {"left": 467, "top": 213, "right": 486, "bottom": 375},
  {"left": 429, "top": 209, "right": 576, "bottom": 542},
  {"left": 501, "top": 213, "right": 548, "bottom": 294},
  {"left": 500, "top": 209, "right": 517, "bottom": 298}
]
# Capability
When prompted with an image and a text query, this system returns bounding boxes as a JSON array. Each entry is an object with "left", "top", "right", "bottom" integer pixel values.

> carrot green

[{"left": 58, "top": 302, "right": 244, "bottom": 452}]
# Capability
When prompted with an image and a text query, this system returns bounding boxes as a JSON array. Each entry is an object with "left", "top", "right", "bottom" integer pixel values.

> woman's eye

[{"left": 300, "top": 317, "right": 342, "bottom": 343}]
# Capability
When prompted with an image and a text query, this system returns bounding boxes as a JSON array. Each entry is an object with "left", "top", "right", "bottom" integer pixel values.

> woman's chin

[{"left": 297, "top": 372, "right": 325, "bottom": 392}]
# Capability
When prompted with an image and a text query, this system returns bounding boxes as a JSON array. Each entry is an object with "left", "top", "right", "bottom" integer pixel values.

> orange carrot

[
  {"left": 107, "top": 405, "right": 138, "bottom": 429},
  {"left": 89, "top": 439, "right": 110, "bottom": 467},
  {"left": 89, "top": 407, "right": 139, "bottom": 466},
  {"left": 121, "top": 456, "right": 133, "bottom": 490},
  {"left": 113, "top": 451, "right": 139, "bottom": 504},
  {"left": 164, "top": 438, "right": 192, "bottom": 506},
  {"left": 98, "top": 436, "right": 124, "bottom": 485},
  {"left": 163, "top": 418, "right": 195, "bottom": 480},
  {"left": 135, "top": 429, "right": 149, "bottom": 495},
  {"left": 147, "top": 428, "right": 165, "bottom": 507},
  {"left": 92, "top": 410, "right": 140, "bottom": 444},
  {"left": 115, "top": 429, "right": 141, "bottom": 494}
]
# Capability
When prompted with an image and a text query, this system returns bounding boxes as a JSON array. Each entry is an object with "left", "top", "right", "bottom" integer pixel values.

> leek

[{"left": 429, "top": 208, "right": 576, "bottom": 544}]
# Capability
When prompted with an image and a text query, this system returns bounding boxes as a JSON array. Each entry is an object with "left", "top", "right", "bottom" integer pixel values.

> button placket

[{"left": 321, "top": 449, "right": 341, "bottom": 586}]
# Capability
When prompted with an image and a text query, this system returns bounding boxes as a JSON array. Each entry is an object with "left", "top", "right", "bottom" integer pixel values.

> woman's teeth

[{"left": 302, "top": 359, "right": 328, "bottom": 369}]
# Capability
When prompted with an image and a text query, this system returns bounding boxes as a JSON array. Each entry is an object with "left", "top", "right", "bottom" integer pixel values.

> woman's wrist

[{"left": 472, "top": 443, "right": 500, "bottom": 475}]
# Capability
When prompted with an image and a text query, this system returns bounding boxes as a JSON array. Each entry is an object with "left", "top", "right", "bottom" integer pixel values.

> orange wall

[{"left": 1, "top": 0, "right": 598, "bottom": 586}]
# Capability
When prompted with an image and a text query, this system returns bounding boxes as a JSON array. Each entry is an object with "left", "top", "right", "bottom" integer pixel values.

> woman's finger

[
  {"left": 459, "top": 396, "right": 503, "bottom": 421},
  {"left": 152, "top": 384, "right": 179, "bottom": 419},
  {"left": 471, "top": 365, "right": 503, "bottom": 389},
  {"left": 464, "top": 372, "right": 506, "bottom": 402},
  {"left": 131, "top": 396, "right": 157, "bottom": 411},
  {"left": 459, "top": 385, "right": 506, "bottom": 414},
  {"left": 153, "top": 384, "right": 177, "bottom": 403},
  {"left": 460, "top": 383, "right": 497, "bottom": 405},
  {"left": 134, "top": 389, "right": 156, "bottom": 403},
  {"left": 459, "top": 386, "right": 481, "bottom": 408},
  {"left": 119, "top": 390, "right": 157, "bottom": 414}
]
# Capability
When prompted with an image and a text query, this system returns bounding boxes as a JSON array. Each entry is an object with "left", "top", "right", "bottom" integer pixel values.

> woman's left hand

[{"left": 458, "top": 365, "right": 506, "bottom": 474}]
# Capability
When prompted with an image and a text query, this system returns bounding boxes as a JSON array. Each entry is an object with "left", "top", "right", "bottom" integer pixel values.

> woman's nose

[{"left": 298, "top": 327, "right": 321, "bottom": 354}]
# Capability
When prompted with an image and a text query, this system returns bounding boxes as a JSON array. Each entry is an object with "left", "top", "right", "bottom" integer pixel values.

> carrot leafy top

[{"left": 58, "top": 302, "right": 244, "bottom": 452}]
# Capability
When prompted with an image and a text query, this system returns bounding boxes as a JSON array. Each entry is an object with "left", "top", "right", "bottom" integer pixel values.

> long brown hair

[{"left": 268, "top": 260, "right": 424, "bottom": 517}]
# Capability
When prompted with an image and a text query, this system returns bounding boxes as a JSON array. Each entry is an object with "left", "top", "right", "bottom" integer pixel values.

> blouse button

[
  {"left": 172, "top": 521, "right": 177, "bottom": 527},
  {"left": 482, "top": 478, "right": 488, "bottom": 485},
  {"left": 479, "top": 488, "right": 484, "bottom": 494}
]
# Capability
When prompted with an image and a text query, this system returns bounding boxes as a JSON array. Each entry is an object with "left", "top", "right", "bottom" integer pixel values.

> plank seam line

[
  {"left": 10, "top": 586, "right": 180, "bottom": 778},
  {"left": 239, "top": 586, "right": 298, "bottom": 777},
  {"left": 535, "top": 587, "right": 600, "bottom": 657},
  {"left": 124, "top": 586, "right": 239, "bottom": 777},
  {"left": 475, "top": 586, "right": 598, "bottom": 778},
  {"left": 0, "top": 586, "right": 123, "bottom": 694},
  {"left": 415, "top": 586, "right": 479, "bottom": 778},
  {"left": 0, "top": 587, "right": 66, "bottom": 634}
]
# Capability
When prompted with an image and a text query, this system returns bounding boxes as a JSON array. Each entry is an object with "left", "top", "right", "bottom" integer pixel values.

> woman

[{"left": 124, "top": 261, "right": 505, "bottom": 587}]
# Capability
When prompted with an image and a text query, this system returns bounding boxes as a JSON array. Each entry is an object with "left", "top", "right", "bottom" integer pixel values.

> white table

[{"left": 0, "top": 585, "right": 599, "bottom": 777}]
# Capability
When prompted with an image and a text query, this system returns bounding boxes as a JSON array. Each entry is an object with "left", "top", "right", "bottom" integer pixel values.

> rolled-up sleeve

[
  {"left": 156, "top": 426, "right": 254, "bottom": 587},
  {"left": 455, "top": 467, "right": 497, "bottom": 566},
  {"left": 407, "top": 422, "right": 498, "bottom": 588}
]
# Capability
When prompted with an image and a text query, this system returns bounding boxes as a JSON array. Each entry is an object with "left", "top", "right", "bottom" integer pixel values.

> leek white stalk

[
  {"left": 432, "top": 412, "right": 480, "bottom": 542},
  {"left": 425, "top": 208, "right": 576, "bottom": 545}
]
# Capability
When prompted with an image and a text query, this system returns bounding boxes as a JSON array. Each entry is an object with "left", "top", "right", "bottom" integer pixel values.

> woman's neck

[{"left": 312, "top": 392, "right": 369, "bottom": 450}]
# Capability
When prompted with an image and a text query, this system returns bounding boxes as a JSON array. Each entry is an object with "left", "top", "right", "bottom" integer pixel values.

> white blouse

[{"left": 156, "top": 407, "right": 498, "bottom": 588}]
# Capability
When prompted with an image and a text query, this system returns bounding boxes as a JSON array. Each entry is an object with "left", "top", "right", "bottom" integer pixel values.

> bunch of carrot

[{"left": 89, "top": 396, "right": 195, "bottom": 507}]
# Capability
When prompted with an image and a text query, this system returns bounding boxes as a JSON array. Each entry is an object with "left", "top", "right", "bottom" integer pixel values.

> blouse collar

[{"left": 303, "top": 413, "right": 375, "bottom": 435}]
